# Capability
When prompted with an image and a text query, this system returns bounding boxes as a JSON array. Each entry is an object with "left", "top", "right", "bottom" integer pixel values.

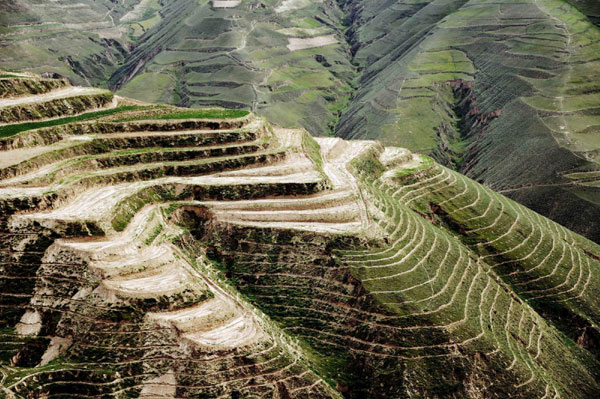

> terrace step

[
  {"left": 92, "top": 245, "right": 175, "bottom": 279},
  {"left": 107, "top": 114, "right": 254, "bottom": 133},
  {"left": 94, "top": 129, "right": 262, "bottom": 150},
  {"left": 212, "top": 202, "right": 360, "bottom": 224},
  {"left": 200, "top": 189, "right": 355, "bottom": 211},
  {"left": 4, "top": 142, "right": 269, "bottom": 186},
  {"left": 0, "top": 87, "right": 104, "bottom": 108},
  {"left": 0, "top": 76, "right": 69, "bottom": 99},
  {"left": 0, "top": 129, "right": 266, "bottom": 183},
  {"left": 0, "top": 87, "right": 114, "bottom": 124},
  {"left": 0, "top": 148, "right": 289, "bottom": 204},
  {"left": 0, "top": 136, "right": 91, "bottom": 171},
  {"left": 149, "top": 297, "right": 264, "bottom": 350},
  {"left": 139, "top": 372, "right": 177, "bottom": 399},
  {"left": 99, "top": 261, "right": 207, "bottom": 304},
  {"left": 379, "top": 147, "right": 414, "bottom": 168},
  {"left": 223, "top": 220, "right": 364, "bottom": 234},
  {"left": 0, "top": 111, "right": 256, "bottom": 152},
  {"left": 183, "top": 314, "right": 263, "bottom": 349}
]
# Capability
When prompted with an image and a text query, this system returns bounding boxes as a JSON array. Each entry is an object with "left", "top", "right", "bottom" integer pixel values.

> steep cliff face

[{"left": 1, "top": 73, "right": 600, "bottom": 398}]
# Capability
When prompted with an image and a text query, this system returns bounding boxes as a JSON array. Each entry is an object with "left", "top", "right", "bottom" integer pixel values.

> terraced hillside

[
  {"left": 4, "top": 0, "right": 600, "bottom": 246},
  {"left": 2, "top": 73, "right": 600, "bottom": 398}
]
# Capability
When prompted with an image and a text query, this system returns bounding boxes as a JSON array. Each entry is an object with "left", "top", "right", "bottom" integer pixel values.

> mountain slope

[
  {"left": 107, "top": 0, "right": 357, "bottom": 136},
  {"left": 335, "top": 0, "right": 600, "bottom": 243},
  {"left": 564, "top": 0, "right": 600, "bottom": 25},
  {"left": 0, "top": 0, "right": 136, "bottom": 86},
  {"left": 1, "top": 73, "right": 600, "bottom": 398}
]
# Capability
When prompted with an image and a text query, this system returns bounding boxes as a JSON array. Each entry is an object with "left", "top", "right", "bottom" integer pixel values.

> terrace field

[{"left": 1, "top": 72, "right": 600, "bottom": 398}]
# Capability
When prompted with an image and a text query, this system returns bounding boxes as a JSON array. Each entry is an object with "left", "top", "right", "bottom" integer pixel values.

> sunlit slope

[
  {"left": 1, "top": 72, "right": 600, "bottom": 399},
  {"left": 0, "top": 73, "right": 339, "bottom": 399}
]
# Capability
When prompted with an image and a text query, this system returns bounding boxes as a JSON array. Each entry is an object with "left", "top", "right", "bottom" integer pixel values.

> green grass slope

[
  {"left": 387, "top": 157, "right": 600, "bottom": 354},
  {"left": 108, "top": 0, "right": 356, "bottom": 135},
  {"left": 0, "top": 0, "right": 139, "bottom": 86},
  {"left": 340, "top": 151, "right": 600, "bottom": 398},
  {"left": 335, "top": 0, "right": 600, "bottom": 243}
]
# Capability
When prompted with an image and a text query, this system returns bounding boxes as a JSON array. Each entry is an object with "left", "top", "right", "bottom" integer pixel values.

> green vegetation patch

[
  {"left": 0, "top": 105, "right": 149, "bottom": 138},
  {"left": 117, "top": 72, "right": 176, "bottom": 104},
  {"left": 409, "top": 50, "right": 475, "bottom": 74},
  {"left": 144, "top": 223, "right": 164, "bottom": 245},
  {"left": 111, "top": 186, "right": 177, "bottom": 232},
  {"left": 393, "top": 155, "right": 435, "bottom": 178},
  {"left": 116, "top": 108, "right": 250, "bottom": 122},
  {"left": 301, "top": 131, "right": 324, "bottom": 171}
]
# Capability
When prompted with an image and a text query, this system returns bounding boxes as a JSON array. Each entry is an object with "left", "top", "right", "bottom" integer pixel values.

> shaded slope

[
  {"left": 564, "top": 0, "right": 600, "bottom": 26},
  {"left": 335, "top": 0, "right": 600, "bottom": 243}
]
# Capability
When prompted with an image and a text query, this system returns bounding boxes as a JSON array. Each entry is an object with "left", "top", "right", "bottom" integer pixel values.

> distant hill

[{"left": 336, "top": 0, "right": 600, "bottom": 243}]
